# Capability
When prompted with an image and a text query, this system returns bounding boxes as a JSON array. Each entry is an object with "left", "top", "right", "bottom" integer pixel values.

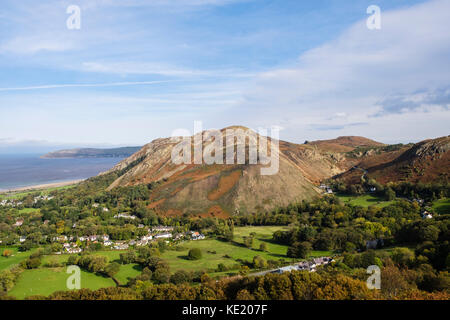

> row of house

[
  {"left": 272, "top": 257, "right": 334, "bottom": 274},
  {"left": 113, "top": 213, "right": 136, "bottom": 220},
  {"left": 421, "top": 210, "right": 433, "bottom": 219},
  {"left": 92, "top": 203, "right": 109, "bottom": 212},
  {"left": 319, "top": 184, "right": 333, "bottom": 194},
  {"left": 1, "top": 194, "right": 54, "bottom": 207},
  {"left": 1, "top": 199, "right": 23, "bottom": 207},
  {"left": 33, "top": 195, "right": 54, "bottom": 203}
]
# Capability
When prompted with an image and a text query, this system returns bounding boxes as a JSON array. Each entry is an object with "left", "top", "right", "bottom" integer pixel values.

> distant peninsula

[{"left": 41, "top": 146, "right": 142, "bottom": 159}]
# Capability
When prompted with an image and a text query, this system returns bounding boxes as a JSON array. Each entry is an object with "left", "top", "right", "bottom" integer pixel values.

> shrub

[
  {"left": 253, "top": 256, "right": 268, "bottom": 269},
  {"left": 188, "top": 248, "right": 202, "bottom": 260},
  {"left": 259, "top": 243, "right": 268, "bottom": 252},
  {"left": 1, "top": 249, "right": 13, "bottom": 258},
  {"left": 25, "top": 257, "right": 41, "bottom": 269},
  {"left": 104, "top": 262, "right": 121, "bottom": 277}
]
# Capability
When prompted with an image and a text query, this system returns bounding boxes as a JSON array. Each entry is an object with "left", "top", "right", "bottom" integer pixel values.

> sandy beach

[{"left": 0, "top": 179, "right": 84, "bottom": 193}]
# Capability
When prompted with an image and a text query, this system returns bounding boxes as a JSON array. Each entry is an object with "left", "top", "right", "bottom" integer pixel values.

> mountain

[
  {"left": 334, "top": 136, "right": 450, "bottom": 184},
  {"left": 101, "top": 128, "right": 449, "bottom": 217},
  {"left": 103, "top": 127, "right": 348, "bottom": 217},
  {"left": 307, "top": 136, "right": 385, "bottom": 153},
  {"left": 41, "top": 147, "right": 142, "bottom": 159}
]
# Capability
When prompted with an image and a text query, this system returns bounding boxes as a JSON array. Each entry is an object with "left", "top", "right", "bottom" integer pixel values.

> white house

[
  {"left": 114, "top": 213, "right": 136, "bottom": 220},
  {"left": 154, "top": 233, "right": 172, "bottom": 239}
]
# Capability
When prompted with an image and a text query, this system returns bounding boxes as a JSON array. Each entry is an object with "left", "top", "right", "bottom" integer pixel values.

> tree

[
  {"left": 18, "top": 241, "right": 33, "bottom": 252},
  {"left": 392, "top": 248, "right": 415, "bottom": 268},
  {"left": 343, "top": 242, "right": 356, "bottom": 253},
  {"left": 287, "top": 242, "right": 311, "bottom": 259},
  {"left": 105, "top": 262, "right": 120, "bottom": 278},
  {"left": 239, "top": 266, "right": 250, "bottom": 276},
  {"left": 120, "top": 250, "right": 136, "bottom": 264},
  {"left": 51, "top": 243, "right": 63, "bottom": 253},
  {"left": 418, "top": 225, "right": 440, "bottom": 242},
  {"left": 188, "top": 248, "right": 202, "bottom": 260},
  {"left": 217, "top": 263, "right": 227, "bottom": 272},
  {"left": 253, "top": 256, "right": 268, "bottom": 269},
  {"left": 153, "top": 267, "right": 171, "bottom": 284},
  {"left": 259, "top": 243, "right": 268, "bottom": 252},
  {"left": 170, "top": 270, "right": 192, "bottom": 284},
  {"left": 385, "top": 188, "right": 396, "bottom": 201},
  {"left": 25, "top": 257, "right": 41, "bottom": 269},
  {"left": 243, "top": 236, "right": 254, "bottom": 248},
  {"left": 1, "top": 249, "right": 13, "bottom": 258},
  {"left": 0, "top": 270, "right": 15, "bottom": 292},
  {"left": 68, "top": 255, "right": 80, "bottom": 265}
]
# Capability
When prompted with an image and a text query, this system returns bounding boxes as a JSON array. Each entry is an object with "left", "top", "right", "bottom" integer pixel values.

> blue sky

[{"left": 0, "top": 0, "right": 449, "bottom": 151}]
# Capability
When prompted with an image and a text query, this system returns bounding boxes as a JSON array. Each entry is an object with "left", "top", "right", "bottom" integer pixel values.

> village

[
  {"left": 0, "top": 195, "right": 54, "bottom": 207},
  {"left": 11, "top": 224, "right": 206, "bottom": 254},
  {"left": 251, "top": 256, "right": 335, "bottom": 277}
]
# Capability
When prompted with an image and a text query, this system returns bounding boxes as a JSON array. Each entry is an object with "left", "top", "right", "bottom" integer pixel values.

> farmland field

[
  {"left": 432, "top": 198, "right": 450, "bottom": 214},
  {"left": 0, "top": 247, "right": 36, "bottom": 271},
  {"left": 161, "top": 226, "right": 331, "bottom": 272},
  {"left": 115, "top": 263, "right": 142, "bottom": 285},
  {"left": 41, "top": 250, "right": 122, "bottom": 266},
  {"left": 9, "top": 268, "right": 115, "bottom": 299},
  {"left": 336, "top": 194, "right": 393, "bottom": 208},
  {"left": 6, "top": 226, "right": 333, "bottom": 299}
]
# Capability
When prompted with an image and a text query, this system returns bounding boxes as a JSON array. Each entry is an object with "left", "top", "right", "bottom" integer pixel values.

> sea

[{"left": 0, "top": 154, "right": 122, "bottom": 191}]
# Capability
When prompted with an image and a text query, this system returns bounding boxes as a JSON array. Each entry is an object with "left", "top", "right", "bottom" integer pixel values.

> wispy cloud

[
  {"left": 0, "top": 0, "right": 448, "bottom": 146},
  {"left": 0, "top": 80, "right": 180, "bottom": 92},
  {"left": 225, "top": 0, "right": 450, "bottom": 142}
]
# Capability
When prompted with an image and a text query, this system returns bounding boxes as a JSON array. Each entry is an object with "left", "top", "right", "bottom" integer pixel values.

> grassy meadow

[
  {"left": 432, "top": 198, "right": 450, "bottom": 214},
  {"left": 4, "top": 225, "right": 334, "bottom": 299},
  {"left": 9, "top": 268, "right": 115, "bottom": 299},
  {"left": 0, "top": 247, "right": 36, "bottom": 271},
  {"left": 336, "top": 193, "right": 394, "bottom": 208}
]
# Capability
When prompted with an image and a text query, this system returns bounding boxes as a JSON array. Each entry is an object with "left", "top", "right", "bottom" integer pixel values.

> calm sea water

[{"left": 0, "top": 154, "right": 122, "bottom": 191}]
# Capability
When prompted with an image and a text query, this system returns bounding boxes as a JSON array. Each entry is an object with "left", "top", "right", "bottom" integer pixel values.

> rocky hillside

[
  {"left": 308, "top": 136, "right": 385, "bottom": 153},
  {"left": 335, "top": 136, "right": 450, "bottom": 184},
  {"left": 103, "top": 127, "right": 349, "bottom": 217},
  {"left": 102, "top": 128, "right": 449, "bottom": 217}
]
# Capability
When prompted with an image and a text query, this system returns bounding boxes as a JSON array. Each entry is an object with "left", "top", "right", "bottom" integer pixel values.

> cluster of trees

[
  {"left": 269, "top": 196, "right": 445, "bottom": 255},
  {"left": 0, "top": 266, "right": 21, "bottom": 294},
  {"left": 332, "top": 179, "right": 449, "bottom": 202},
  {"left": 68, "top": 255, "right": 108, "bottom": 274},
  {"left": 339, "top": 248, "right": 449, "bottom": 295},
  {"left": 7, "top": 267, "right": 448, "bottom": 300}
]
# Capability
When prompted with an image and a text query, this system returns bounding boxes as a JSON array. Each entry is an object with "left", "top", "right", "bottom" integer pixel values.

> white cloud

[
  {"left": 224, "top": 0, "right": 450, "bottom": 143},
  {"left": 0, "top": 80, "right": 178, "bottom": 92}
]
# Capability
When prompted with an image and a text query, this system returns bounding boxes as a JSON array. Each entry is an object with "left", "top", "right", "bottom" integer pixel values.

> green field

[
  {"left": 5, "top": 226, "right": 333, "bottom": 298},
  {"left": 18, "top": 208, "right": 40, "bottom": 214},
  {"left": 432, "top": 198, "right": 450, "bottom": 214},
  {"left": 0, "top": 184, "right": 76, "bottom": 200},
  {"left": 9, "top": 268, "right": 115, "bottom": 299},
  {"left": 0, "top": 247, "right": 36, "bottom": 271},
  {"left": 162, "top": 226, "right": 331, "bottom": 273},
  {"left": 336, "top": 194, "right": 393, "bottom": 208},
  {"left": 41, "top": 250, "right": 122, "bottom": 266},
  {"left": 115, "top": 263, "right": 142, "bottom": 285}
]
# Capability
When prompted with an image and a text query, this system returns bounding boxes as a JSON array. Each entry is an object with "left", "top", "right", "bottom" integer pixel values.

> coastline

[{"left": 0, "top": 179, "right": 83, "bottom": 193}]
